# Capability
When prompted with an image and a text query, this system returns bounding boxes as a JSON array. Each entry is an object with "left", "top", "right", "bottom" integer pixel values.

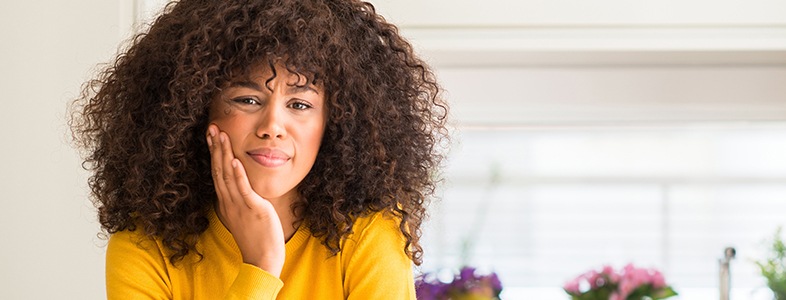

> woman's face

[{"left": 208, "top": 64, "right": 327, "bottom": 202}]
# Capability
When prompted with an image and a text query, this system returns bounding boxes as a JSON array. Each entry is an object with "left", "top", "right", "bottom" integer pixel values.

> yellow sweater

[{"left": 106, "top": 210, "right": 416, "bottom": 299}]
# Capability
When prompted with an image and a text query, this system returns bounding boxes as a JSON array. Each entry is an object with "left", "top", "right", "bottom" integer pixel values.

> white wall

[
  {"left": 0, "top": 1, "right": 131, "bottom": 299},
  {"left": 371, "top": 0, "right": 786, "bottom": 126},
  {"left": 374, "top": 0, "right": 786, "bottom": 26},
  {"left": 439, "top": 66, "right": 786, "bottom": 126}
]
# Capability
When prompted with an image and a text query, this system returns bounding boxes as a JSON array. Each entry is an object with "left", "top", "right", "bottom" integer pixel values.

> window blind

[{"left": 420, "top": 124, "right": 786, "bottom": 299}]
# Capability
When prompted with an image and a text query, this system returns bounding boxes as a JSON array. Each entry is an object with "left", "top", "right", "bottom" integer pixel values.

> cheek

[
  {"left": 208, "top": 99, "right": 230, "bottom": 121},
  {"left": 308, "top": 134, "right": 322, "bottom": 165},
  {"left": 209, "top": 112, "right": 251, "bottom": 154},
  {"left": 293, "top": 124, "right": 325, "bottom": 168},
  {"left": 306, "top": 124, "right": 326, "bottom": 154},
  {"left": 209, "top": 102, "right": 241, "bottom": 130}
]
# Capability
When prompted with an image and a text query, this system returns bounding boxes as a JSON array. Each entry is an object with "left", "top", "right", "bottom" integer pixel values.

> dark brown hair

[{"left": 71, "top": 0, "right": 447, "bottom": 265}]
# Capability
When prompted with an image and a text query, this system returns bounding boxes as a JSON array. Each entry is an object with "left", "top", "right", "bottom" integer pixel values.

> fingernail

[
  {"left": 219, "top": 134, "right": 225, "bottom": 143},
  {"left": 209, "top": 127, "right": 216, "bottom": 137},
  {"left": 232, "top": 159, "right": 238, "bottom": 168}
]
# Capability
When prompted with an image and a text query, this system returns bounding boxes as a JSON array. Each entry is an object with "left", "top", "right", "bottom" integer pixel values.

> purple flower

[
  {"left": 488, "top": 272, "right": 502, "bottom": 292},
  {"left": 459, "top": 267, "right": 477, "bottom": 280},
  {"left": 416, "top": 267, "right": 503, "bottom": 300}
]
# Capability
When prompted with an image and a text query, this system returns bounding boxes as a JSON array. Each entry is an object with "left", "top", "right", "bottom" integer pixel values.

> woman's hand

[{"left": 207, "top": 124, "right": 286, "bottom": 277}]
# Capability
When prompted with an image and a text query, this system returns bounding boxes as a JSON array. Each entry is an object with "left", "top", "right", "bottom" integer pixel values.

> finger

[
  {"left": 231, "top": 158, "right": 258, "bottom": 209},
  {"left": 207, "top": 124, "right": 222, "bottom": 184},
  {"left": 206, "top": 124, "right": 217, "bottom": 148},
  {"left": 219, "top": 132, "right": 251, "bottom": 209},
  {"left": 208, "top": 125, "right": 232, "bottom": 206},
  {"left": 218, "top": 131, "right": 242, "bottom": 202}
]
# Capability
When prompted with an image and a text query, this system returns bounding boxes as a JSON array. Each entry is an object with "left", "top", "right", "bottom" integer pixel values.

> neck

[{"left": 266, "top": 192, "right": 299, "bottom": 242}]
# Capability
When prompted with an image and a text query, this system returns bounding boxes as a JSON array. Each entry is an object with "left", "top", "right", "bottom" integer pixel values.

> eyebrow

[
  {"left": 289, "top": 84, "right": 320, "bottom": 95},
  {"left": 231, "top": 80, "right": 264, "bottom": 92},
  {"left": 229, "top": 80, "right": 320, "bottom": 95}
]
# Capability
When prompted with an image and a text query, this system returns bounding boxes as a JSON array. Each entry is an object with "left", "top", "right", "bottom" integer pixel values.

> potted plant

[
  {"left": 563, "top": 263, "right": 678, "bottom": 300},
  {"left": 755, "top": 227, "right": 786, "bottom": 299},
  {"left": 416, "top": 267, "right": 502, "bottom": 300}
]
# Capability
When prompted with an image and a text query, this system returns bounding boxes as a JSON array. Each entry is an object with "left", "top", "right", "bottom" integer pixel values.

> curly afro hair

[{"left": 71, "top": 0, "right": 448, "bottom": 266}]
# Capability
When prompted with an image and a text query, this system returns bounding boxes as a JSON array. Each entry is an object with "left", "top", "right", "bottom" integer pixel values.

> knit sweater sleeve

[
  {"left": 106, "top": 229, "right": 283, "bottom": 300},
  {"left": 224, "top": 264, "right": 284, "bottom": 300},
  {"left": 342, "top": 212, "right": 417, "bottom": 300},
  {"left": 106, "top": 230, "right": 173, "bottom": 300}
]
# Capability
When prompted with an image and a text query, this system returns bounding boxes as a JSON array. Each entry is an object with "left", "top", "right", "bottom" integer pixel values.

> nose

[{"left": 255, "top": 102, "right": 287, "bottom": 140}]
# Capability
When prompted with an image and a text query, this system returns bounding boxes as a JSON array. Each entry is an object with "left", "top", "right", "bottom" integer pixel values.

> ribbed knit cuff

[{"left": 227, "top": 264, "right": 284, "bottom": 300}]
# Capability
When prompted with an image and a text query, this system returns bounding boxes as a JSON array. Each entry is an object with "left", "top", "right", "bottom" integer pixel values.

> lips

[{"left": 247, "top": 148, "right": 291, "bottom": 168}]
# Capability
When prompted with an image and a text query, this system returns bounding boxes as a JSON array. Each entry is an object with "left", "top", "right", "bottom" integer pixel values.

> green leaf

[
  {"left": 755, "top": 227, "right": 786, "bottom": 299},
  {"left": 651, "top": 286, "right": 679, "bottom": 299}
]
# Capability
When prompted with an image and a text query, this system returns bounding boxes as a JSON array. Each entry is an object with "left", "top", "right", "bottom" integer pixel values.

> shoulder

[
  {"left": 347, "top": 210, "right": 405, "bottom": 244},
  {"left": 106, "top": 228, "right": 173, "bottom": 299},
  {"left": 106, "top": 228, "right": 168, "bottom": 266},
  {"left": 108, "top": 227, "right": 161, "bottom": 249},
  {"left": 340, "top": 210, "right": 408, "bottom": 261},
  {"left": 339, "top": 211, "right": 416, "bottom": 298},
  {"left": 106, "top": 228, "right": 174, "bottom": 298}
]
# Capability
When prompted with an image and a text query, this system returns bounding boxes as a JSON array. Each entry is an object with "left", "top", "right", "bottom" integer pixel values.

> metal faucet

[{"left": 719, "top": 247, "right": 736, "bottom": 300}]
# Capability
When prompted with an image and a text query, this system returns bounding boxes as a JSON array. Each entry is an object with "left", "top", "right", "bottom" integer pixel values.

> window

[{"left": 422, "top": 124, "right": 786, "bottom": 299}]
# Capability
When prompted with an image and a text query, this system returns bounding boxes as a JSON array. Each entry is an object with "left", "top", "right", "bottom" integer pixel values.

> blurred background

[{"left": 1, "top": 0, "right": 785, "bottom": 299}]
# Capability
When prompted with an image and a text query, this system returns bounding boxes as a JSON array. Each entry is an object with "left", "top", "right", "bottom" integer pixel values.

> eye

[
  {"left": 289, "top": 101, "right": 312, "bottom": 110},
  {"left": 232, "top": 97, "right": 260, "bottom": 105}
]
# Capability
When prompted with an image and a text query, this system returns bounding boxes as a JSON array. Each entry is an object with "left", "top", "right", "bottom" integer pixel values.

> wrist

[{"left": 243, "top": 252, "right": 285, "bottom": 277}]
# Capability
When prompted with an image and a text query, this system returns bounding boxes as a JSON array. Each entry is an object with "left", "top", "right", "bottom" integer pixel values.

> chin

[
  {"left": 251, "top": 186, "right": 283, "bottom": 200},
  {"left": 250, "top": 182, "right": 292, "bottom": 201}
]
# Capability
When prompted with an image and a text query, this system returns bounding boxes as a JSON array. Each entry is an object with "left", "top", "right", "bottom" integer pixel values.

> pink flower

[
  {"left": 585, "top": 270, "right": 604, "bottom": 289},
  {"left": 602, "top": 265, "right": 621, "bottom": 283},
  {"left": 617, "top": 277, "right": 637, "bottom": 298},
  {"left": 563, "top": 277, "right": 581, "bottom": 294},
  {"left": 626, "top": 266, "right": 649, "bottom": 287},
  {"left": 601, "top": 265, "right": 615, "bottom": 275},
  {"left": 564, "top": 263, "right": 677, "bottom": 300},
  {"left": 651, "top": 270, "right": 666, "bottom": 289}
]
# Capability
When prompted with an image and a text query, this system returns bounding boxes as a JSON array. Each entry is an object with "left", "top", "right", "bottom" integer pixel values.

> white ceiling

[{"left": 372, "top": 0, "right": 786, "bottom": 67}]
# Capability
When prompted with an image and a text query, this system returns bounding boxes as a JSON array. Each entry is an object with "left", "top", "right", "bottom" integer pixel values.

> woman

[{"left": 70, "top": 0, "right": 447, "bottom": 299}]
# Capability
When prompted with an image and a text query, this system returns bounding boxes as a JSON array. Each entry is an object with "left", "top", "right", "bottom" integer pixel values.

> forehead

[{"left": 228, "top": 62, "right": 318, "bottom": 88}]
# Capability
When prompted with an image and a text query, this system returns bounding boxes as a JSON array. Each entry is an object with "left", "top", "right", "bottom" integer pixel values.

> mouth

[{"left": 247, "top": 148, "right": 291, "bottom": 168}]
